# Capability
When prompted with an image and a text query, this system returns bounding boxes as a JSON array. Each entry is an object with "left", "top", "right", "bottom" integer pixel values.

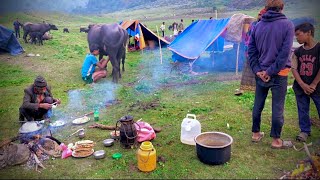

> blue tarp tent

[
  {"left": 0, "top": 25, "right": 24, "bottom": 55},
  {"left": 168, "top": 19, "right": 230, "bottom": 61}
]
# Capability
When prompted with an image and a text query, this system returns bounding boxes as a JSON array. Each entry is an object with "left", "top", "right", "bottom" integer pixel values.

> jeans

[
  {"left": 295, "top": 94, "right": 320, "bottom": 134},
  {"left": 15, "top": 28, "right": 20, "bottom": 38},
  {"left": 252, "top": 75, "right": 288, "bottom": 138}
]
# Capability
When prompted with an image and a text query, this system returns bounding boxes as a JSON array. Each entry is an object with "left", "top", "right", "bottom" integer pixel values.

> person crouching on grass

[
  {"left": 19, "top": 75, "right": 61, "bottom": 125},
  {"left": 291, "top": 22, "right": 320, "bottom": 142},
  {"left": 81, "top": 44, "right": 109, "bottom": 84}
]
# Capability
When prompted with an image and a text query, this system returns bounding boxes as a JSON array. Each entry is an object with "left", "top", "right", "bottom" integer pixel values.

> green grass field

[{"left": 0, "top": 7, "right": 319, "bottom": 179}]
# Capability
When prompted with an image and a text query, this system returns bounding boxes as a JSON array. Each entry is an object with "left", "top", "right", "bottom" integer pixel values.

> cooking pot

[
  {"left": 194, "top": 132, "right": 233, "bottom": 165},
  {"left": 19, "top": 121, "right": 44, "bottom": 134},
  {"left": 19, "top": 121, "right": 50, "bottom": 143}
]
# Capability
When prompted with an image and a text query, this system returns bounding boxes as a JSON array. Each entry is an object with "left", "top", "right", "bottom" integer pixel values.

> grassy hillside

[{"left": 0, "top": 6, "right": 319, "bottom": 179}]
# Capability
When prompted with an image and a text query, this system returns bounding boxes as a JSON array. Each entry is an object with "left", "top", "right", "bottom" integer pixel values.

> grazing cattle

[
  {"left": 80, "top": 27, "right": 89, "bottom": 33},
  {"left": 23, "top": 22, "right": 58, "bottom": 43},
  {"left": 63, "top": 28, "right": 69, "bottom": 33},
  {"left": 87, "top": 23, "right": 129, "bottom": 83}
]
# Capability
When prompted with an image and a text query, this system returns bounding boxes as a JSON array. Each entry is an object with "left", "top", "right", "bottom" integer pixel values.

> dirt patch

[
  {"left": 128, "top": 99, "right": 162, "bottom": 112},
  {"left": 128, "top": 161, "right": 138, "bottom": 172},
  {"left": 311, "top": 118, "right": 320, "bottom": 128}
]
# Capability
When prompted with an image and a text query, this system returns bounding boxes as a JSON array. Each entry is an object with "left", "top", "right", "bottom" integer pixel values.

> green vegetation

[{"left": 0, "top": 6, "right": 319, "bottom": 179}]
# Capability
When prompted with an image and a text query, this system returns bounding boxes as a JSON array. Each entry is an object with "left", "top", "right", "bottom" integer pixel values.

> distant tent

[
  {"left": 120, "top": 20, "right": 169, "bottom": 50},
  {"left": 0, "top": 25, "right": 24, "bottom": 55},
  {"left": 168, "top": 13, "right": 255, "bottom": 73}
]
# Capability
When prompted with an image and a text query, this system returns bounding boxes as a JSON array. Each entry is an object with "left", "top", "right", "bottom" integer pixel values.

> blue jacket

[{"left": 248, "top": 10, "right": 294, "bottom": 76}]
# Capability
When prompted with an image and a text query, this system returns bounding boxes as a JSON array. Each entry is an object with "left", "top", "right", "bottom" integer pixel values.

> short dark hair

[
  {"left": 89, "top": 44, "right": 99, "bottom": 53},
  {"left": 295, "top": 23, "right": 315, "bottom": 37}
]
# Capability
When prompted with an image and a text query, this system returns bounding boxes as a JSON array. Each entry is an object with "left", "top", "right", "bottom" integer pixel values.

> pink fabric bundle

[
  {"left": 134, "top": 121, "right": 156, "bottom": 142},
  {"left": 60, "top": 143, "right": 72, "bottom": 159}
]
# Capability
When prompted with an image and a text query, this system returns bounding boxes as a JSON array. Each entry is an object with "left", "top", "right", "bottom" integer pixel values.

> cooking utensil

[
  {"left": 93, "top": 150, "right": 105, "bottom": 160},
  {"left": 103, "top": 139, "right": 114, "bottom": 147},
  {"left": 194, "top": 132, "right": 233, "bottom": 165},
  {"left": 68, "top": 128, "right": 84, "bottom": 138},
  {"left": 78, "top": 130, "right": 85, "bottom": 139},
  {"left": 19, "top": 121, "right": 44, "bottom": 134}
]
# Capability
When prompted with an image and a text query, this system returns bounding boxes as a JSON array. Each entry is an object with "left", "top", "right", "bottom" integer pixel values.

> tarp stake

[{"left": 156, "top": 25, "right": 163, "bottom": 64}]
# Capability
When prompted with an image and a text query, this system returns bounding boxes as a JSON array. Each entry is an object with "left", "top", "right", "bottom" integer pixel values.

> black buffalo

[
  {"left": 87, "top": 23, "right": 129, "bottom": 83},
  {"left": 63, "top": 28, "right": 69, "bottom": 33},
  {"left": 80, "top": 27, "right": 89, "bottom": 33},
  {"left": 29, "top": 31, "right": 44, "bottom": 45},
  {"left": 23, "top": 22, "right": 58, "bottom": 43}
]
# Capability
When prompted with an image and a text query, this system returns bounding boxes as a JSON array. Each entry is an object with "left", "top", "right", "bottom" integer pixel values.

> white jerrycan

[{"left": 180, "top": 114, "right": 201, "bottom": 145}]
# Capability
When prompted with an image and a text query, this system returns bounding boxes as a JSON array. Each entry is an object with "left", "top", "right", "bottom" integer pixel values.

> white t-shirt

[{"left": 160, "top": 24, "right": 165, "bottom": 31}]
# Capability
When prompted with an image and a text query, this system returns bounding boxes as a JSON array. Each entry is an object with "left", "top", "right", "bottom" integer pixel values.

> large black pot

[{"left": 195, "top": 132, "right": 233, "bottom": 165}]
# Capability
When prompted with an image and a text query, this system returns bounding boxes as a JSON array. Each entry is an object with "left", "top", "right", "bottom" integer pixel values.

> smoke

[{"left": 48, "top": 81, "right": 118, "bottom": 134}]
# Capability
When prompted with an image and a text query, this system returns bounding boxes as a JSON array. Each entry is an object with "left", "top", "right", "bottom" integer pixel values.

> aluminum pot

[{"left": 194, "top": 132, "right": 233, "bottom": 165}]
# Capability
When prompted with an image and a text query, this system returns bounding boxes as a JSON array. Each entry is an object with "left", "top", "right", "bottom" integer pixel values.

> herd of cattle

[{"left": 22, "top": 22, "right": 129, "bottom": 83}]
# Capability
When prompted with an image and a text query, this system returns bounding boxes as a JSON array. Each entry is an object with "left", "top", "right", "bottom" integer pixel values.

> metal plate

[
  {"left": 49, "top": 120, "right": 66, "bottom": 127},
  {"left": 72, "top": 149, "right": 94, "bottom": 158},
  {"left": 72, "top": 116, "right": 90, "bottom": 125}
]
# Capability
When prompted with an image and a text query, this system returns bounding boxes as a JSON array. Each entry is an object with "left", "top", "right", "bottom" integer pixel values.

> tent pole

[
  {"left": 156, "top": 25, "right": 163, "bottom": 64},
  {"left": 236, "top": 42, "right": 240, "bottom": 76}
]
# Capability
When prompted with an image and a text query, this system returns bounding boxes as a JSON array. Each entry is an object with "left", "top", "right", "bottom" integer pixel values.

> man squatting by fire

[{"left": 19, "top": 75, "right": 61, "bottom": 124}]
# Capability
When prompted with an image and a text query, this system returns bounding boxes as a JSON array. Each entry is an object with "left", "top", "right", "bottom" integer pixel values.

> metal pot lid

[{"left": 19, "top": 121, "right": 43, "bottom": 134}]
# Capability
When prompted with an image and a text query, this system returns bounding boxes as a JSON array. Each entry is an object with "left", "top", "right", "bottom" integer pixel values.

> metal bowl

[
  {"left": 103, "top": 139, "right": 114, "bottom": 147},
  {"left": 78, "top": 131, "right": 85, "bottom": 139},
  {"left": 93, "top": 150, "right": 105, "bottom": 160}
]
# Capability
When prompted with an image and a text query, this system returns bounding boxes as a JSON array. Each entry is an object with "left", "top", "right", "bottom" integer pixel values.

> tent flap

[
  {"left": 168, "top": 19, "right": 230, "bottom": 61},
  {"left": 0, "top": 25, "right": 24, "bottom": 55}
]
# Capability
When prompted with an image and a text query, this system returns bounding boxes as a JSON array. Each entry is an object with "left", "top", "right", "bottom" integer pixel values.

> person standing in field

[
  {"left": 248, "top": 0, "right": 294, "bottom": 149},
  {"left": 239, "top": 8, "right": 267, "bottom": 93},
  {"left": 178, "top": 19, "right": 184, "bottom": 34},
  {"left": 291, "top": 23, "right": 320, "bottom": 142},
  {"left": 13, "top": 18, "right": 22, "bottom": 38},
  {"left": 160, "top": 22, "right": 165, "bottom": 37}
]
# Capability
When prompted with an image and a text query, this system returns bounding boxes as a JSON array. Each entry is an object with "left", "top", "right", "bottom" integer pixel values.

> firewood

[{"left": 88, "top": 123, "right": 116, "bottom": 130}]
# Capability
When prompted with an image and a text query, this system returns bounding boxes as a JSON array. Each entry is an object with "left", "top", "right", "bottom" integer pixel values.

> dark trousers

[
  {"left": 15, "top": 28, "right": 20, "bottom": 38},
  {"left": 295, "top": 93, "right": 320, "bottom": 134},
  {"left": 19, "top": 107, "right": 48, "bottom": 122},
  {"left": 252, "top": 75, "right": 288, "bottom": 138},
  {"left": 162, "top": 31, "right": 165, "bottom": 37},
  {"left": 19, "top": 97, "right": 53, "bottom": 122}
]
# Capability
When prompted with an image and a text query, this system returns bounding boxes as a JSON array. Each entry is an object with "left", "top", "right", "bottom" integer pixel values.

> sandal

[
  {"left": 252, "top": 132, "right": 264, "bottom": 142},
  {"left": 296, "top": 132, "right": 308, "bottom": 142},
  {"left": 271, "top": 139, "right": 293, "bottom": 149}
]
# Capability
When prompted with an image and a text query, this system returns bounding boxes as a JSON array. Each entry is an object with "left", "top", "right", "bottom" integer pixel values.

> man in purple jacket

[{"left": 248, "top": 0, "right": 294, "bottom": 149}]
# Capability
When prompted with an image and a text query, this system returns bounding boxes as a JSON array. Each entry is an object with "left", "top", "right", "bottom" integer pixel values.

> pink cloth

[
  {"left": 134, "top": 121, "right": 156, "bottom": 142},
  {"left": 60, "top": 143, "right": 72, "bottom": 159}
]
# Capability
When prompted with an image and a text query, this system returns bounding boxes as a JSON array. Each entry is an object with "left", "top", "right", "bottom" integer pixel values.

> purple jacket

[{"left": 248, "top": 10, "right": 294, "bottom": 76}]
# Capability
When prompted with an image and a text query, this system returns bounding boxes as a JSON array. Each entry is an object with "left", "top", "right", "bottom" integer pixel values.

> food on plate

[
  {"left": 73, "top": 140, "right": 95, "bottom": 157},
  {"left": 50, "top": 120, "right": 65, "bottom": 127},
  {"left": 72, "top": 116, "right": 90, "bottom": 124}
]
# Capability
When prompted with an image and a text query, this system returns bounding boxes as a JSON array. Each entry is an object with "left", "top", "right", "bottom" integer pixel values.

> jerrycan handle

[{"left": 186, "top": 114, "right": 196, "bottom": 120}]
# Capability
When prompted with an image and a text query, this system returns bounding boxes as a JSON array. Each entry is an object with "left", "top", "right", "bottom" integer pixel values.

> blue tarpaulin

[
  {"left": 0, "top": 25, "right": 24, "bottom": 55},
  {"left": 168, "top": 18, "right": 230, "bottom": 61}
]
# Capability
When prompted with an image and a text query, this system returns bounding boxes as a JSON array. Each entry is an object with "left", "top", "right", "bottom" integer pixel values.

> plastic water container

[
  {"left": 137, "top": 141, "right": 156, "bottom": 172},
  {"left": 180, "top": 114, "right": 201, "bottom": 145}
]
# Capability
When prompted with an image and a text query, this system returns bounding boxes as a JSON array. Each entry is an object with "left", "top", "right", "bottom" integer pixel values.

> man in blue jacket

[
  {"left": 13, "top": 18, "right": 22, "bottom": 38},
  {"left": 248, "top": 0, "right": 294, "bottom": 149}
]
